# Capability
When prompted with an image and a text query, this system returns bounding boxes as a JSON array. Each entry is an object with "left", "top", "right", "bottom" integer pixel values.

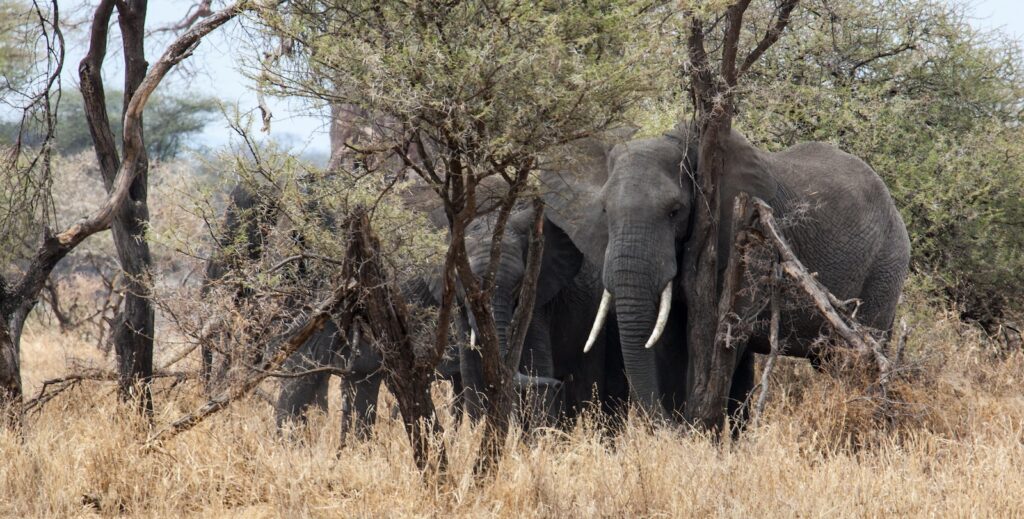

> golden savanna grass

[{"left": 3, "top": 285, "right": 1024, "bottom": 517}]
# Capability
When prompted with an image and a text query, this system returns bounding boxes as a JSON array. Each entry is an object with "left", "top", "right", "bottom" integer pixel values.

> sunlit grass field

[{"left": 3, "top": 285, "right": 1023, "bottom": 517}]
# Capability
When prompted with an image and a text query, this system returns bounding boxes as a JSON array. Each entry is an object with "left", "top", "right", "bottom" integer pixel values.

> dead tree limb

[
  {"left": 341, "top": 209, "right": 447, "bottom": 472},
  {"left": 505, "top": 197, "right": 544, "bottom": 373},
  {"left": 753, "top": 264, "right": 783, "bottom": 427},
  {"left": 753, "top": 198, "right": 891, "bottom": 381},
  {"left": 146, "top": 277, "right": 355, "bottom": 446},
  {"left": 757, "top": 198, "right": 892, "bottom": 378}
]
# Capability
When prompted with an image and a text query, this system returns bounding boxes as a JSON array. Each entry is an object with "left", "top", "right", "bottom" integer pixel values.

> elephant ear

[
  {"left": 715, "top": 129, "right": 779, "bottom": 267},
  {"left": 539, "top": 128, "right": 636, "bottom": 272},
  {"left": 720, "top": 128, "right": 778, "bottom": 203},
  {"left": 534, "top": 218, "right": 584, "bottom": 306}
]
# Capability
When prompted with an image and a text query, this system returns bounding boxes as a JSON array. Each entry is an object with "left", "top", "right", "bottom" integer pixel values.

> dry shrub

[
  {"left": 757, "top": 281, "right": 1024, "bottom": 455},
  {"left": 5, "top": 276, "right": 1024, "bottom": 517}
]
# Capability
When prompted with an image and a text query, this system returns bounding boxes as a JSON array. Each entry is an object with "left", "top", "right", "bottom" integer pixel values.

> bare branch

[
  {"left": 753, "top": 198, "right": 892, "bottom": 381},
  {"left": 6, "top": 0, "right": 251, "bottom": 318},
  {"left": 721, "top": 0, "right": 752, "bottom": 86},
  {"left": 505, "top": 197, "right": 544, "bottom": 371},
  {"left": 753, "top": 264, "right": 783, "bottom": 427},
  {"left": 147, "top": 276, "right": 356, "bottom": 445},
  {"left": 152, "top": 0, "right": 213, "bottom": 34},
  {"left": 738, "top": 0, "right": 800, "bottom": 77}
]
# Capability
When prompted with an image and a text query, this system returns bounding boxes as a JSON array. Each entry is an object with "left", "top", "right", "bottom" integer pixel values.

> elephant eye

[{"left": 669, "top": 208, "right": 679, "bottom": 218}]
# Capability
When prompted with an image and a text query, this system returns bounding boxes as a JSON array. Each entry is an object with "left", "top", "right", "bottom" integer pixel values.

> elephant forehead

[{"left": 607, "top": 157, "right": 682, "bottom": 196}]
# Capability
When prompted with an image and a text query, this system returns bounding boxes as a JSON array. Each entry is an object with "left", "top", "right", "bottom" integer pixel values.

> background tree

[
  {"left": 1, "top": 0, "right": 253, "bottom": 422},
  {"left": 1, "top": 90, "right": 219, "bottom": 162}
]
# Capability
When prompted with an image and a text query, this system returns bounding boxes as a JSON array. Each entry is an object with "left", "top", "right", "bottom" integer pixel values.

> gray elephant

[
  {"left": 273, "top": 319, "right": 384, "bottom": 443},
  {"left": 274, "top": 276, "right": 465, "bottom": 443},
  {"left": 458, "top": 206, "right": 629, "bottom": 425},
  {"left": 542, "top": 123, "right": 911, "bottom": 423}
]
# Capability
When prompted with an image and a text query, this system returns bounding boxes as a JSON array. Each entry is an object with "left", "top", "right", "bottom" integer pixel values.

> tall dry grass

[{"left": 3, "top": 285, "right": 1023, "bottom": 518}]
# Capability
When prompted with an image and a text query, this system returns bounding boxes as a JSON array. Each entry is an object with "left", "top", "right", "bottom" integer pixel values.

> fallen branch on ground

[{"left": 22, "top": 369, "right": 188, "bottom": 415}]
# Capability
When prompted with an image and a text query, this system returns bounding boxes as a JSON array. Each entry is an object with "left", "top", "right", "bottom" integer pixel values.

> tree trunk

[
  {"left": 681, "top": 121, "right": 733, "bottom": 432},
  {"left": 0, "top": 316, "right": 21, "bottom": 423},
  {"left": 679, "top": 1, "right": 797, "bottom": 432},
  {"left": 81, "top": 0, "right": 155, "bottom": 413}
]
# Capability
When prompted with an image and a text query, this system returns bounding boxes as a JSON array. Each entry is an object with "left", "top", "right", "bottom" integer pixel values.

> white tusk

[
  {"left": 584, "top": 290, "right": 613, "bottom": 353},
  {"left": 645, "top": 283, "right": 673, "bottom": 349},
  {"left": 469, "top": 329, "right": 476, "bottom": 349}
]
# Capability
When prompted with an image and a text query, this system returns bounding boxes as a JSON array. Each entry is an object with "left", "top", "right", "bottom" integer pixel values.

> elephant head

[
  {"left": 542, "top": 124, "right": 778, "bottom": 416},
  {"left": 461, "top": 208, "right": 583, "bottom": 378}
]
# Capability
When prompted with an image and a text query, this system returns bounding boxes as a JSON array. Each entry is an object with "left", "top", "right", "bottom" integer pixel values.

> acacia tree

[
  {"left": 255, "top": 1, "right": 666, "bottom": 467},
  {"left": 0, "top": 0, "right": 255, "bottom": 422},
  {"left": 678, "top": 0, "right": 799, "bottom": 431},
  {"left": 737, "top": 0, "right": 1024, "bottom": 333}
]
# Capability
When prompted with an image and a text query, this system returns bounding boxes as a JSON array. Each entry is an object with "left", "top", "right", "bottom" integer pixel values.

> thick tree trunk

[
  {"left": 79, "top": 0, "right": 155, "bottom": 413},
  {"left": 342, "top": 210, "right": 447, "bottom": 472},
  {"left": 682, "top": 120, "right": 732, "bottom": 432},
  {"left": 679, "top": 1, "right": 797, "bottom": 432},
  {"left": 0, "top": 316, "right": 21, "bottom": 422}
]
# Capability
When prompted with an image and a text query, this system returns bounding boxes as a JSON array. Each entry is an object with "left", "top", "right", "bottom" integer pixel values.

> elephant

[
  {"left": 394, "top": 174, "right": 629, "bottom": 426},
  {"left": 460, "top": 206, "right": 626, "bottom": 425},
  {"left": 541, "top": 123, "right": 911, "bottom": 424},
  {"left": 273, "top": 319, "right": 385, "bottom": 443},
  {"left": 199, "top": 183, "right": 468, "bottom": 441},
  {"left": 274, "top": 276, "right": 466, "bottom": 443},
  {"left": 453, "top": 190, "right": 630, "bottom": 425}
]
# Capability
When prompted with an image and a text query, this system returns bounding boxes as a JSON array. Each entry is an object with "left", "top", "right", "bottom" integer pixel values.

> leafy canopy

[{"left": 256, "top": 1, "right": 669, "bottom": 179}]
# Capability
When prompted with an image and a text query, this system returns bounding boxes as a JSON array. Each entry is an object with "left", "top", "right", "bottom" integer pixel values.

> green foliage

[
  {"left": 0, "top": 0, "right": 35, "bottom": 95},
  {"left": 0, "top": 89, "right": 219, "bottom": 162},
  {"left": 257, "top": 1, "right": 669, "bottom": 178},
  {"left": 731, "top": 0, "right": 1024, "bottom": 326}
]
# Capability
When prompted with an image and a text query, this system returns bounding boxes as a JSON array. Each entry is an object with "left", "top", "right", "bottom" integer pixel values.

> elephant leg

[
  {"left": 656, "top": 305, "right": 689, "bottom": 417},
  {"left": 275, "top": 370, "right": 330, "bottom": 430},
  {"left": 339, "top": 371, "right": 383, "bottom": 446},
  {"left": 458, "top": 338, "right": 486, "bottom": 422},
  {"left": 275, "top": 329, "right": 334, "bottom": 432},
  {"left": 727, "top": 349, "right": 756, "bottom": 437},
  {"left": 600, "top": 318, "right": 630, "bottom": 420},
  {"left": 519, "top": 309, "right": 562, "bottom": 427},
  {"left": 521, "top": 308, "right": 555, "bottom": 378}
]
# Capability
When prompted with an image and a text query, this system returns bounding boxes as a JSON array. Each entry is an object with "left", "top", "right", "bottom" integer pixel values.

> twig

[
  {"left": 893, "top": 318, "right": 910, "bottom": 369},
  {"left": 22, "top": 369, "right": 187, "bottom": 414}
]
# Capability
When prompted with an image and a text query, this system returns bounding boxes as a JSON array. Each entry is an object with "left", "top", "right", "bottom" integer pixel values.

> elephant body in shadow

[{"left": 541, "top": 124, "right": 911, "bottom": 424}]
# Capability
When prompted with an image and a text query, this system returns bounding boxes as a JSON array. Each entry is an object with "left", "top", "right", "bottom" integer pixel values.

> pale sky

[{"left": 56, "top": 0, "right": 1024, "bottom": 157}]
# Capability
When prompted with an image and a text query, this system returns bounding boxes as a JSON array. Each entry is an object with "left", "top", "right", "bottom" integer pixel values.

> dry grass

[{"left": 4, "top": 291, "right": 1024, "bottom": 518}]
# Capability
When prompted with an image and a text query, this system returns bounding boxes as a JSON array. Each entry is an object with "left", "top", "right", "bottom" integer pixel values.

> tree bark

[
  {"left": 0, "top": 316, "right": 21, "bottom": 424},
  {"left": 110, "top": 0, "right": 155, "bottom": 414},
  {"left": 680, "top": 1, "right": 798, "bottom": 433},
  {"left": 79, "top": 0, "right": 155, "bottom": 413}
]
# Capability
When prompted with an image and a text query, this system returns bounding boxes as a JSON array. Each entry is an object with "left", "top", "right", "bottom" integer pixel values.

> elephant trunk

[
  {"left": 490, "top": 285, "right": 516, "bottom": 362},
  {"left": 605, "top": 240, "right": 670, "bottom": 419}
]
